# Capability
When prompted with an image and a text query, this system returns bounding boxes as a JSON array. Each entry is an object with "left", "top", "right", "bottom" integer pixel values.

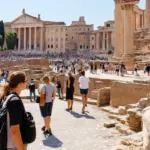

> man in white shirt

[{"left": 79, "top": 71, "right": 89, "bottom": 114}]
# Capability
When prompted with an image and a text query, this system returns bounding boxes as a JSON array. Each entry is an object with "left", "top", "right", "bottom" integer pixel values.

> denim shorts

[
  {"left": 8, "top": 148, "right": 17, "bottom": 150},
  {"left": 80, "top": 89, "right": 88, "bottom": 95},
  {"left": 40, "top": 102, "right": 53, "bottom": 117}
]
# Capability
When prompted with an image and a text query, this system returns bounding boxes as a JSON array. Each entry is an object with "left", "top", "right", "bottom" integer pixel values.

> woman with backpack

[
  {"left": 39, "top": 76, "right": 56, "bottom": 136},
  {"left": 0, "top": 71, "right": 31, "bottom": 150}
]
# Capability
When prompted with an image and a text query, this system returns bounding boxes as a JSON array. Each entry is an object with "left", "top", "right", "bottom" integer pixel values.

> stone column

[
  {"left": 113, "top": 0, "right": 124, "bottom": 59},
  {"left": 107, "top": 32, "right": 109, "bottom": 50},
  {"left": 102, "top": 32, "right": 105, "bottom": 50},
  {"left": 18, "top": 28, "right": 21, "bottom": 50},
  {"left": 96, "top": 33, "right": 100, "bottom": 51},
  {"left": 24, "top": 28, "right": 26, "bottom": 50},
  {"left": 40, "top": 27, "right": 43, "bottom": 50},
  {"left": 29, "top": 27, "right": 31, "bottom": 50},
  {"left": 34, "top": 27, "right": 37, "bottom": 50},
  {"left": 146, "top": 0, "right": 150, "bottom": 25},
  {"left": 122, "top": 4, "right": 134, "bottom": 60}
]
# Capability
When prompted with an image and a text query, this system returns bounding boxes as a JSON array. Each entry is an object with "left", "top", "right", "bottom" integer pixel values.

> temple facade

[{"left": 4, "top": 9, "right": 66, "bottom": 53}]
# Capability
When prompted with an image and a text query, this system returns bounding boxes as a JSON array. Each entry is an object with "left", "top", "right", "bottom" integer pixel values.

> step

[{"left": 101, "top": 106, "right": 119, "bottom": 115}]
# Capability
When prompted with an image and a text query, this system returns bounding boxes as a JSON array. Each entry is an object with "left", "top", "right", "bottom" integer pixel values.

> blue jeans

[{"left": 8, "top": 148, "right": 17, "bottom": 150}]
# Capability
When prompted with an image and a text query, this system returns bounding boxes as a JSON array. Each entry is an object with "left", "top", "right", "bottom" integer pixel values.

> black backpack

[
  {"left": 0, "top": 94, "right": 16, "bottom": 150},
  {"left": 22, "top": 112, "right": 36, "bottom": 144},
  {"left": 0, "top": 94, "right": 36, "bottom": 150}
]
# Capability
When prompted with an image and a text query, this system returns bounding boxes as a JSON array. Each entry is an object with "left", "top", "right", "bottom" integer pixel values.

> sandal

[{"left": 44, "top": 128, "right": 52, "bottom": 136}]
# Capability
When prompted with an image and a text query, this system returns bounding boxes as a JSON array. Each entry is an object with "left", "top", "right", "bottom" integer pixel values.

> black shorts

[
  {"left": 40, "top": 102, "right": 53, "bottom": 117},
  {"left": 80, "top": 89, "right": 88, "bottom": 95}
]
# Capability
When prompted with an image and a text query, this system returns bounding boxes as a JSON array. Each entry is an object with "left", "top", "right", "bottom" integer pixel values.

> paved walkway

[{"left": 25, "top": 98, "right": 124, "bottom": 150}]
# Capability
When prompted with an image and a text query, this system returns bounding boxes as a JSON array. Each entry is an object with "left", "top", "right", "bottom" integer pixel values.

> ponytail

[{"left": 0, "top": 82, "right": 11, "bottom": 100}]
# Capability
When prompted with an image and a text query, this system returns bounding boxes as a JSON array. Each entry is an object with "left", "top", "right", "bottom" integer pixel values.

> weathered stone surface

[
  {"left": 142, "top": 106, "right": 150, "bottom": 150},
  {"left": 118, "top": 106, "right": 127, "bottom": 115},
  {"left": 115, "top": 124, "right": 133, "bottom": 135},
  {"left": 110, "top": 81, "right": 150, "bottom": 107},
  {"left": 97, "top": 87, "right": 110, "bottom": 106},
  {"left": 104, "top": 121, "right": 116, "bottom": 128},
  {"left": 138, "top": 97, "right": 150, "bottom": 110},
  {"left": 125, "top": 104, "right": 138, "bottom": 111},
  {"left": 127, "top": 109, "right": 142, "bottom": 132}
]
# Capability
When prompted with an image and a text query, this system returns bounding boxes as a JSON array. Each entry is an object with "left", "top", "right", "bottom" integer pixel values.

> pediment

[{"left": 12, "top": 14, "right": 41, "bottom": 24}]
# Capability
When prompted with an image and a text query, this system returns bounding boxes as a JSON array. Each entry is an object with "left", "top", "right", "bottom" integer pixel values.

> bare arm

[
  {"left": 68, "top": 79, "right": 70, "bottom": 88},
  {"left": 40, "top": 90, "right": 45, "bottom": 106},
  {"left": 10, "top": 125, "right": 25, "bottom": 150},
  {"left": 52, "top": 87, "right": 56, "bottom": 101}
]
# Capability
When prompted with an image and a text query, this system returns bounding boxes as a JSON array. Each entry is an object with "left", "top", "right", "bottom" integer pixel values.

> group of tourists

[
  {"left": 90, "top": 62, "right": 127, "bottom": 76},
  {"left": 0, "top": 67, "right": 90, "bottom": 150},
  {"left": 0, "top": 51, "right": 109, "bottom": 62}
]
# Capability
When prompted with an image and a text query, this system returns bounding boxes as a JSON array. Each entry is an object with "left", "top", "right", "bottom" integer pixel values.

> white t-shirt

[{"left": 79, "top": 76, "right": 89, "bottom": 89}]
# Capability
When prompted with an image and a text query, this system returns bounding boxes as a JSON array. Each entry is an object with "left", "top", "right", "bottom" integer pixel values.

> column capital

[{"left": 121, "top": 4, "right": 134, "bottom": 10}]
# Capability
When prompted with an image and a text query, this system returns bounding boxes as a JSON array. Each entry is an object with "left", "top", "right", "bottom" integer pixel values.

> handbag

[{"left": 36, "top": 85, "right": 46, "bottom": 103}]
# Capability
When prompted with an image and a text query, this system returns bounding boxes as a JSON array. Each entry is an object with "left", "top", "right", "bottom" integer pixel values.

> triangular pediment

[{"left": 12, "top": 14, "right": 42, "bottom": 24}]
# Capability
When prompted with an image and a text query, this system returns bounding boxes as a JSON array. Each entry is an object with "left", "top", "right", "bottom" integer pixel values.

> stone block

[
  {"left": 104, "top": 121, "right": 116, "bottom": 128},
  {"left": 97, "top": 87, "right": 110, "bottom": 106},
  {"left": 118, "top": 106, "right": 127, "bottom": 115},
  {"left": 110, "top": 81, "right": 150, "bottom": 107}
]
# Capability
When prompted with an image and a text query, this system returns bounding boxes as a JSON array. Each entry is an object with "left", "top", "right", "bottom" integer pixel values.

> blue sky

[{"left": 0, "top": 0, "right": 145, "bottom": 29}]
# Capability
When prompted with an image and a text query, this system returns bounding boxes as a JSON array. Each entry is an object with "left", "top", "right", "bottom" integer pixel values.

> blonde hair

[
  {"left": 0, "top": 71, "right": 26, "bottom": 99},
  {"left": 68, "top": 72, "right": 73, "bottom": 77},
  {"left": 42, "top": 76, "right": 50, "bottom": 84}
]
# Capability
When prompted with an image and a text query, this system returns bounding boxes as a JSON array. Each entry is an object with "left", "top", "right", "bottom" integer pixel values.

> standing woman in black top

[
  {"left": 66, "top": 72, "right": 75, "bottom": 111},
  {"left": 0, "top": 71, "right": 27, "bottom": 150}
]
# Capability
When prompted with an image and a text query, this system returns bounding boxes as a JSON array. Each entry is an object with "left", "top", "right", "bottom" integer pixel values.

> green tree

[
  {"left": 0, "top": 35, "right": 3, "bottom": 49},
  {"left": 6, "top": 32, "right": 17, "bottom": 50},
  {"left": 0, "top": 20, "right": 5, "bottom": 48}
]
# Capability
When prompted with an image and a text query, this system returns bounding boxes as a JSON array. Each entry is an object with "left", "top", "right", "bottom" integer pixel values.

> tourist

[
  {"left": 66, "top": 72, "right": 75, "bottom": 111},
  {"left": 133, "top": 63, "right": 139, "bottom": 76},
  {"left": 90, "top": 63, "right": 93, "bottom": 73},
  {"left": 39, "top": 76, "right": 56, "bottom": 135},
  {"left": 102, "top": 63, "right": 105, "bottom": 73},
  {"left": 56, "top": 77, "right": 62, "bottom": 99},
  {"left": 120, "top": 62, "right": 125, "bottom": 77},
  {"left": 116, "top": 64, "right": 120, "bottom": 76},
  {"left": 4, "top": 70, "right": 9, "bottom": 82},
  {"left": 29, "top": 79, "right": 36, "bottom": 102},
  {"left": 0, "top": 72, "right": 28, "bottom": 150},
  {"left": 79, "top": 70, "right": 89, "bottom": 114},
  {"left": 146, "top": 64, "right": 150, "bottom": 76},
  {"left": 94, "top": 63, "right": 97, "bottom": 74}
]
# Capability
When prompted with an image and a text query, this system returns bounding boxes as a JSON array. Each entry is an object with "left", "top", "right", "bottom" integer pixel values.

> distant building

[
  {"left": 4, "top": 9, "right": 66, "bottom": 53},
  {"left": 65, "top": 16, "right": 93, "bottom": 51}
]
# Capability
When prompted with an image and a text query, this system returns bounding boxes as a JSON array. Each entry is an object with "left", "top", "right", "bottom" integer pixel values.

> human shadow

[
  {"left": 43, "top": 135, "right": 63, "bottom": 148},
  {"left": 70, "top": 111, "right": 95, "bottom": 120}
]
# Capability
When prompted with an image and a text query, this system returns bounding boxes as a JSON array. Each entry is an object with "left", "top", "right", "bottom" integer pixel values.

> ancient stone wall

[{"left": 110, "top": 81, "right": 150, "bottom": 107}]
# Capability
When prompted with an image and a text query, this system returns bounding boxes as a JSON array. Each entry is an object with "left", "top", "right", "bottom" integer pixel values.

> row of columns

[
  {"left": 17, "top": 27, "right": 43, "bottom": 50},
  {"left": 96, "top": 31, "right": 111, "bottom": 51}
]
